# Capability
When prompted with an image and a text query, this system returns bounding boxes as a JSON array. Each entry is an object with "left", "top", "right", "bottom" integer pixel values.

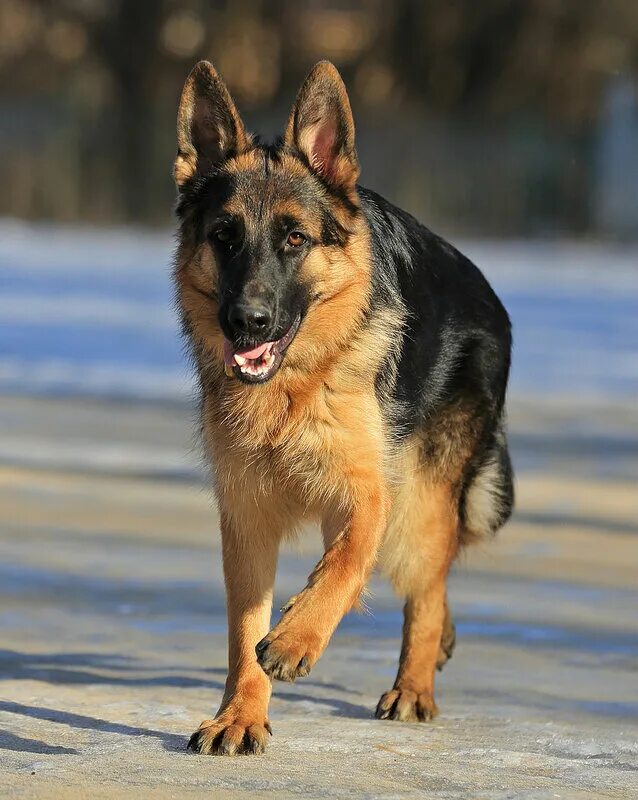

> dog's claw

[
  {"left": 436, "top": 618, "right": 457, "bottom": 671},
  {"left": 188, "top": 719, "right": 271, "bottom": 756},
  {"left": 255, "top": 638, "right": 269, "bottom": 658},
  {"left": 187, "top": 730, "right": 202, "bottom": 752},
  {"left": 256, "top": 635, "right": 316, "bottom": 682},
  {"left": 297, "top": 656, "right": 310, "bottom": 677},
  {"left": 375, "top": 688, "right": 438, "bottom": 723}
]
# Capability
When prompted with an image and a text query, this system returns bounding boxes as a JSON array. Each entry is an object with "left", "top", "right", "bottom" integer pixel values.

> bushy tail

[{"left": 460, "top": 430, "right": 514, "bottom": 545}]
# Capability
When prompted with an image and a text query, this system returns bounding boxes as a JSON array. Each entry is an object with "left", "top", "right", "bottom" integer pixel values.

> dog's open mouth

[{"left": 223, "top": 315, "right": 301, "bottom": 384}]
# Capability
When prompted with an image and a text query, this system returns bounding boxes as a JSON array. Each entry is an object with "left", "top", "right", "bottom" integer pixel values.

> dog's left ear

[
  {"left": 285, "top": 61, "right": 359, "bottom": 192},
  {"left": 174, "top": 61, "right": 249, "bottom": 188}
]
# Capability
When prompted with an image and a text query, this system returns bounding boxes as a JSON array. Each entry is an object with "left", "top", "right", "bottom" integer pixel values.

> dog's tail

[{"left": 460, "top": 423, "right": 514, "bottom": 545}]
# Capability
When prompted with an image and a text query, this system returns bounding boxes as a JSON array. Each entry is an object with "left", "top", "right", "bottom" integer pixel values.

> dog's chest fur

[{"left": 201, "top": 332, "right": 392, "bottom": 522}]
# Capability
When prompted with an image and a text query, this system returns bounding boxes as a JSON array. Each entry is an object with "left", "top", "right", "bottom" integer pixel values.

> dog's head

[{"left": 174, "top": 61, "right": 368, "bottom": 385}]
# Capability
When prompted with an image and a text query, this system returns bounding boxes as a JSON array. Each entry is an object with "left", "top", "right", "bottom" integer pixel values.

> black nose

[{"left": 228, "top": 303, "right": 272, "bottom": 337}]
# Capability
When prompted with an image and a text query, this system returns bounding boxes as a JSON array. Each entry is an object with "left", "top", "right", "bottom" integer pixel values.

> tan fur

[
  {"left": 376, "top": 440, "right": 460, "bottom": 721},
  {"left": 191, "top": 511, "right": 276, "bottom": 755},
  {"left": 380, "top": 439, "right": 460, "bottom": 595},
  {"left": 419, "top": 401, "right": 484, "bottom": 485}
]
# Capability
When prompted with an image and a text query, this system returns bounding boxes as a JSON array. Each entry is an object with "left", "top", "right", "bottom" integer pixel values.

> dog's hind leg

[{"left": 377, "top": 462, "right": 459, "bottom": 722}]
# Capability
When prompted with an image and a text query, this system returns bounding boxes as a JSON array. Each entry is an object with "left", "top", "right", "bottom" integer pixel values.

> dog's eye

[
  {"left": 210, "top": 226, "right": 240, "bottom": 252},
  {"left": 286, "top": 231, "right": 307, "bottom": 248},
  {"left": 214, "top": 228, "right": 232, "bottom": 244}
]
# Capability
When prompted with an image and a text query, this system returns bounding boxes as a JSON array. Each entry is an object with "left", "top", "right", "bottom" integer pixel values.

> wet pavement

[{"left": 0, "top": 393, "right": 637, "bottom": 799}]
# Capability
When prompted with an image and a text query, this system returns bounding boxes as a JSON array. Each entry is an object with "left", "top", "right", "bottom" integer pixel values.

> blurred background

[
  {"left": 1, "top": 3, "right": 637, "bottom": 793},
  {"left": 2, "top": 0, "right": 638, "bottom": 235},
  {"left": 0, "top": 0, "right": 637, "bottom": 404}
]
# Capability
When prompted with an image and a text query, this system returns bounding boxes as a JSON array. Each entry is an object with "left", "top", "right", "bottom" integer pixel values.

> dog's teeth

[{"left": 236, "top": 350, "right": 277, "bottom": 377}]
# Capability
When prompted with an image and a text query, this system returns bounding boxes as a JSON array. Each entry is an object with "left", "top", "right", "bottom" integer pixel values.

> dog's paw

[
  {"left": 187, "top": 716, "right": 272, "bottom": 756},
  {"left": 375, "top": 688, "right": 438, "bottom": 723},
  {"left": 255, "top": 630, "right": 319, "bottom": 682}
]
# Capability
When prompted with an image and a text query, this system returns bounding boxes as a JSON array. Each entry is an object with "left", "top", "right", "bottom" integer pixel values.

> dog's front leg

[
  {"left": 188, "top": 513, "right": 278, "bottom": 755},
  {"left": 256, "top": 478, "right": 388, "bottom": 682}
]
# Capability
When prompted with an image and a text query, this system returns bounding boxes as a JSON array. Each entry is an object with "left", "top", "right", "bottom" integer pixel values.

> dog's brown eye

[{"left": 287, "top": 231, "right": 306, "bottom": 248}]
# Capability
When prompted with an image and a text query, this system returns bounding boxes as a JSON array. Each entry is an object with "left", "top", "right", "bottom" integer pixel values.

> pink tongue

[
  {"left": 237, "top": 342, "right": 270, "bottom": 359},
  {"left": 223, "top": 339, "right": 271, "bottom": 366}
]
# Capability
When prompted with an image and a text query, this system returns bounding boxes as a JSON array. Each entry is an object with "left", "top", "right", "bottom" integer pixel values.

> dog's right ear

[
  {"left": 284, "top": 61, "right": 359, "bottom": 194},
  {"left": 174, "top": 61, "right": 248, "bottom": 188}
]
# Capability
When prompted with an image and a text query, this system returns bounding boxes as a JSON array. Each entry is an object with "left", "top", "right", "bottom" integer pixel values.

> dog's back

[{"left": 361, "top": 186, "right": 514, "bottom": 546}]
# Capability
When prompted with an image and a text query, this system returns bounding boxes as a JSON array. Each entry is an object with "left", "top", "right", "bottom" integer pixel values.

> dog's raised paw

[
  {"left": 374, "top": 689, "right": 438, "bottom": 723},
  {"left": 187, "top": 718, "right": 272, "bottom": 756},
  {"left": 256, "top": 634, "right": 314, "bottom": 682}
]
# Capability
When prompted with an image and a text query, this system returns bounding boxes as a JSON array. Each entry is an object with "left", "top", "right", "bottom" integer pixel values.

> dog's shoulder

[
  {"left": 359, "top": 186, "right": 508, "bottom": 326},
  {"left": 357, "top": 185, "right": 512, "bottom": 434}
]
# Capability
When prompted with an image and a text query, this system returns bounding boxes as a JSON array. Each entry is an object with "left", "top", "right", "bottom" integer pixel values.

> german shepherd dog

[{"left": 174, "top": 61, "right": 513, "bottom": 755}]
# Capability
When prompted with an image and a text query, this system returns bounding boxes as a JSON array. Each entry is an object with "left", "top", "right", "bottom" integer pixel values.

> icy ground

[{"left": 0, "top": 221, "right": 636, "bottom": 798}]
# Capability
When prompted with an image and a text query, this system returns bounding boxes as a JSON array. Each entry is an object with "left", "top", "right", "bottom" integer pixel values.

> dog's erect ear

[
  {"left": 174, "top": 61, "right": 248, "bottom": 188},
  {"left": 285, "top": 61, "right": 359, "bottom": 192}
]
